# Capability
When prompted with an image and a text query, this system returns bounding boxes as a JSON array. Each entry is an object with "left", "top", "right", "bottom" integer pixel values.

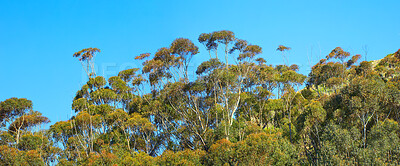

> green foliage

[
  {"left": 367, "top": 120, "right": 400, "bottom": 164},
  {"left": 156, "top": 149, "right": 206, "bottom": 166},
  {"left": 0, "top": 131, "right": 14, "bottom": 146},
  {"left": 0, "top": 146, "right": 44, "bottom": 166},
  {"left": 18, "top": 133, "right": 42, "bottom": 151},
  {"left": 205, "top": 132, "right": 298, "bottom": 165},
  {"left": 0, "top": 97, "right": 32, "bottom": 127},
  {"left": 3, "top": 31, "right": 400, "bottom": 165}
]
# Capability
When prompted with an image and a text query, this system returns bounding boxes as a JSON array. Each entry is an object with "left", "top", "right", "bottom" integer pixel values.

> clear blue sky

[{"left": 1, "top": 0, "right": 399, "bottom": 125}]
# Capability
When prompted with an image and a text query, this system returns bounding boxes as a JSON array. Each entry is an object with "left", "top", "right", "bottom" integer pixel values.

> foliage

[{"left": 2, "top": 31, "right": 400, "bottom": 165}]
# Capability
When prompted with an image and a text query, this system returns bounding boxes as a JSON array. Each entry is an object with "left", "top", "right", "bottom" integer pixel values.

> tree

[
  {"left": 277, "top": 45, "right": 291, "bottom": 65},
  {"left": 73, "top": 48, "right": 101, "bottom": 78},
  {"left": 170, "top": 38, "right": 199, "bottom": 80},
  {"left": 339, "top": 75, "right": 384, "bottom": 148},
  {"left": 0, "top": 98, "right": 49, "bottom": 145},
  {"left": 0, "top": 98, "right": 32, "bottom": 129}
]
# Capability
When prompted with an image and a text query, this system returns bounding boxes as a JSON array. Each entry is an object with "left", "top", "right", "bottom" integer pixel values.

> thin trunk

[
  {"left": 289, "top": 109, "right": 292, "bottom": 143},
  {"left": 363, "top": 123, "right": 367, "bottom": 148},
  {"left": 215, "top": 48, "right": 218, "bottom": 59},
  {"left": 225, "top": 51, "right": 229, "bottom": 69},
  {"left": 15, "top": 114, "right": 25, "bottom": 145}
]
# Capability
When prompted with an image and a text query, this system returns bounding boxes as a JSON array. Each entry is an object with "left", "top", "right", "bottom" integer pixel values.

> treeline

[{"left": 1, "top": 30, "right": 400, "bottom": 165}]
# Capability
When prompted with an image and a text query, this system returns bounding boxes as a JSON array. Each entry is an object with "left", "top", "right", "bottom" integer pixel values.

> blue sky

[{"left": 0, "top": 0, "right": 399, "bottom": 125}]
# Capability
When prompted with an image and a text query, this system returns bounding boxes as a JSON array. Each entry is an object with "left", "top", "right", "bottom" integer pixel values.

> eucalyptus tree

[
  {"left": 271, "top": 46, "right": 307, "bottom": 142},
  {"left": 0, "top": 98, "right": 32, "bottom": 130},
  {"left": 307, "top": 47, "right": 361, "bottom": 96},
  {"left": 53, "top": 47, "right": 159, "bottom": 163},
  {"left": 137, "top": 31, "right": 268, "bottom": 146},
  {"left": 297, "top": 100, "right": 326, "bottom": 164},
  {"left": 73, "top": 47, "right": 101, "bottom": 78},
  {"left": 199, "top": 35, "right": 264, "bottom": 140},
  {"left": 339, "top": 73, "right": 385, "bottom": 148},
  {"left": 326, "top": 47, "right": 361, "bottom": 86},
  {"left": 198, "top": 32, "right": 218, "bottom": 59},
  {"left": 214, "top": 30, "right": 235, "bottom": 68},
  {"left": 279, "top": 66, "right": 306, "bottom": 142},
  {"left": 198, "top": 30, "right": 235, "bottom": 66},
  {"left": 0, "top": 98, "right": 49, "bottom": 145},
  {"left": 226, "top": 40, "right": 263, "bottom": 139},
  {"left": 277, "top": 45, "right": 291, "bottom": 65},
  {"left": 237, "top": 58, "right": 275, "bottom": 128},
  {"left": 170, "top": 38, "right": 199, "bottom": 80},
  {"left": 138, "top": 38, "right": 217, "bottom": 151}
]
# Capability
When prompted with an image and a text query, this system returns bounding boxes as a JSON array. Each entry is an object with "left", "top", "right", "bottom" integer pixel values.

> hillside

[{"left": 1, "top": 31, "right": 400, "bottom": 165}]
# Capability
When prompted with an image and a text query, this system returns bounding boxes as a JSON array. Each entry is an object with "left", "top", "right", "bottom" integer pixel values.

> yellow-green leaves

[
  {"left": 8, "top": 110, "right": 50, "bottom": 133},
  {"left": 72, "top": 48, "right": 100, "bottom": 62},
  {"left": 0, "top": 98, "right": 32, "bottom": 127},
  {"left": 72, "top": 98, "right": 88, "bottom": 113},
  {"left": 170, "top": 38, "right": 199, "bottom": 58},
  {"left": 118, "top": 68, "right": 139, "bottom": 82}
]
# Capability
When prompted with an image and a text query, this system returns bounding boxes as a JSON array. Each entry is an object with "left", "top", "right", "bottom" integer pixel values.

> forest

[{"left": 1, "top": 30, "right": 400, "bottom": 165}]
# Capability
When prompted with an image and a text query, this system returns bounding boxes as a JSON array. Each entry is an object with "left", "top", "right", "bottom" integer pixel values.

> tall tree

[{"left": 73, "top": 48, "right": 101, "bottom": 78}]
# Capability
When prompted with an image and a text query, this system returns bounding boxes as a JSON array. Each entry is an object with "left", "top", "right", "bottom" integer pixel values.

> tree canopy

[{"left": 2, "top": 31, "right": 400, "bottom": 165}]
